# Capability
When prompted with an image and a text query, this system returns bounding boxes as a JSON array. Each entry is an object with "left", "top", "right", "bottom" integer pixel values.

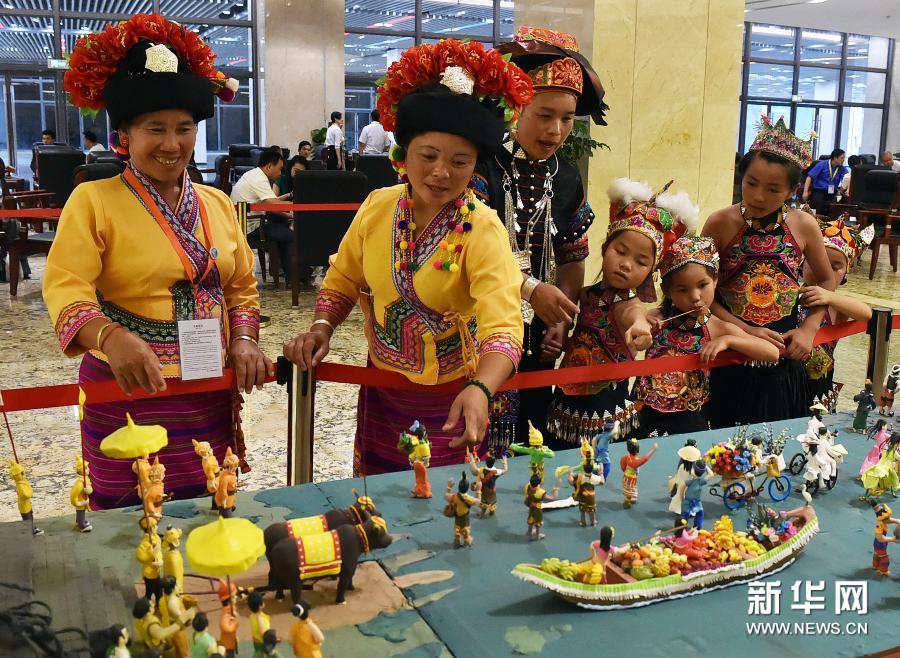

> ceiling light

[{"left": 807, "top": 0, "right": 828, "bottom": 4}]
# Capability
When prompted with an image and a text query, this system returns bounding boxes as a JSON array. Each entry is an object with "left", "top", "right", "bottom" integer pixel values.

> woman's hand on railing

[
  {"left": 283, "top": 331, "right": 331, "bottom": 371},
  {"left": 103, "top": 329, "right": 167, "bottom": 395},
  {"left": 529, "top": 282, "right": 579, "bottom": 326},
  {"left": 444, "top": 385, "right": 490, "bottom": 450},
  {"left": 229, "top": 340, "right": 274, "bottom": 393}
]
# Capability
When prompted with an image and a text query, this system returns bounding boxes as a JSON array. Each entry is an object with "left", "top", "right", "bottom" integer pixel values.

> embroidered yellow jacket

[
  {"left": 43, "top": 175, "right": 260, "bottom": 378},
  {"left": 315, "top": 184, "right": 523, "bottom": 385}
]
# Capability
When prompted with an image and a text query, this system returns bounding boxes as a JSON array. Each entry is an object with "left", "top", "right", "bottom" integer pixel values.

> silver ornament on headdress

[
  {"left": 144, "top": 43, "right": 179, "bottom": 73},
  {"left": 440, "top": 66, "right": 475, "bottom": 96}
]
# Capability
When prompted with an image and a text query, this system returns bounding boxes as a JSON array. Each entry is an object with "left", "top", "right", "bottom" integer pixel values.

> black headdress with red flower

[{"left": 64, "top": 14, "right": 238, "bottom": 128}]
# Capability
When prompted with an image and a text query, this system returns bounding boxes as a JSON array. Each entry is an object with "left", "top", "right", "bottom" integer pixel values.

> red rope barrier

[{"left": 0, "top": 318, "right": 882, "bottom": 413}]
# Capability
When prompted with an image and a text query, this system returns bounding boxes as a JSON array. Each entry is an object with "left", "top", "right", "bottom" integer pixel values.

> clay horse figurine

[{"left": 397, "top": 421, "right": 432, "bottom": 498}]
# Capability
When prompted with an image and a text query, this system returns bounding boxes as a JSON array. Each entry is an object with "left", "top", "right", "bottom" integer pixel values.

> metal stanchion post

[
  {"left": 286, "top": 362, "right": 315, "bottom": 485},
  {"left": 865, "top": 306, "right": 893, "bottom": 400}
]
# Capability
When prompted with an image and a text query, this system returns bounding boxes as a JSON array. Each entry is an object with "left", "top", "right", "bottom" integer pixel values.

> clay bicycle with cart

[{"left": 705, "top": 439, "right": 792, "bottom": 511}]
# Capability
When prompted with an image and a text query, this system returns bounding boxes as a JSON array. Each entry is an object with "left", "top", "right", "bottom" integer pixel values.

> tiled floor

[{"left": 1, "top": 248, "right": 898, "bottom": 521}]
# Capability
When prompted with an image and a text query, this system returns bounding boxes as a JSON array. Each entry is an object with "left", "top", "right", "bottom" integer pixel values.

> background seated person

[
  {"left": 274, "top": 155, "right": 307, "bottom": 197},
  {"left": 230, "top": 147, "right": 296, "bottom": 284},
  {"left": 83, "top": 130, "right": 106, "bottom": 161}
]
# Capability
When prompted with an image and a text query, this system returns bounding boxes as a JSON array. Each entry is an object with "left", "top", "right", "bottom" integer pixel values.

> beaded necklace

[
  {"left": 740, "top": 203, "right": 789, "bottom": 232},
  {"left": 394, "top": 183, "right": 476, "bottom": 274}
]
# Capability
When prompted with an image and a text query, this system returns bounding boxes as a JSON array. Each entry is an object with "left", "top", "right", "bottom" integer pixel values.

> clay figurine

[
  {"left": 248, "top": 591, "right": 271, "bottom": 658},
  {"left": 467, "top": 449, "right": 508, "bottom": 518},
  {"left": 524, "top": 474, "right": 561, "bottom": 541},
  {"left": 879, "top": 364, "right": 899, "bottom": 417},
  {"left": 136, "top": 517, "right": 164, "bottom": 604},
  {"left": 860, "top": 420, "right": 891, "bottom": 477},
  {"left": 261, "top": 629, "right": 282, "bottom": 657},
  {"left": 9, "top": 460, "right": 42, "bottom": 535},
  {"left": 132, "top": 596, "right": 190, "bottom": 656},
  {"left": 218, "top": 597, "right": 239, "bottom": 658},
  {"left": 188, "top": 612, "right": 224, "bottom": 658},
  {"left": 871, "top": 501, "right": 899, "bottom": 577},
  {"left": 444, "top": 472, "right": 480, "bottom": 548},
  {"left": 263, "top": 494, "right": 381, "bottom": 560},
  {"left": 397, "top": 421, "right": 432, "bottom": 498},
  {"left": 142, "top": 456, "right": 167, "bottom": 523},
  {"left": 70, "top": 455, "right": 93, "bottom": 532},
  {"left": 290, "top": 600, "right": 324, "bottom": 658},
  {"left": 95, "top": 624, "right": 130, "bottom": 658},
  {"left": 853, "top": 379, "right": 877, "bottom": 433},
  {"left": 133, "top": 454, "right": 151, "bottom": 500},
  {"left": 160, "top": 575, "right": 195, "bottom": 658},
  {"left": 861, "top": 432, "right": 900, "bottom": 499},
  {"left": 162, "top": 525, "right": 185, "bottom": 594},
  {"left": 508, "top": 421, "right": 555, "bottom": 484},
  {"left": 266, "top": 516, "right": 393, "bottom": 604},
  {"left": 192, "top": 439, "right": 220, "bottom": 510},
  {"left": 808, "top": 402, "right": 828, "bottom": 438},
  {"left": 667, "top": 443, "right": 700, "bottom": 523},
  {"left": 569, "top": 461, "right": 604, "bottom": 527},
  {"left": 580, "top": 437, "right": 595, "bottom": 467},
  {"left": 680, "top": 461, "right": 710, "bottom": 529},
  {"left": 590, "top": 526, "right": 616, "bottom": 568},
  {"left": 620, "top": 440, "right": 658, "bottom": 508},
  {"left": 592, "top": 417, "right": 619, "bottom": 480},
  {"left": 215, "top": 448, "right": 239, "bottom": 517}
]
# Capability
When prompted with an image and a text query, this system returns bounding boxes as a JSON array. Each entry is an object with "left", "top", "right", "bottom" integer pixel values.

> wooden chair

[
  {"left": 868, "top": 214, "right": 900, "bottom": 279},
  {"left": 3, "top": 191, "right": 57, "bottom": 296},
  {"left": 243, "top": 214, "right": 281, "bottom": 286}
]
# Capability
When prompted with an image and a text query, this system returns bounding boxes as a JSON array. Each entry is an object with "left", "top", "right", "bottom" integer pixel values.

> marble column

[
  {"left": 261, "top": 0, "right": 345, "bottom": 150},
  {"left": 582, "top": 0, "right": 744, "bottom": 283}
]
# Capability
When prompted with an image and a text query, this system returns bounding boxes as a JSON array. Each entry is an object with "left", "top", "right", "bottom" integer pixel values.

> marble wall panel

[{"left": 262, "top": 0, "right": 345, "bottom": 148}]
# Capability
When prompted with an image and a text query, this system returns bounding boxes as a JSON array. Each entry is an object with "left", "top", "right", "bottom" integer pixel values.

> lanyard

[
  {"left": 827, "top": 162, "right": 839, "bottom": 183},
  {"left": 124, "top": 166, "right": 215, "bottom": 301}
]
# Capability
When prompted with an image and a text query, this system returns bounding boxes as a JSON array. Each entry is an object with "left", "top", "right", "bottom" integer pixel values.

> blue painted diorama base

[{"left": 22, "top": 412, "right": 899, "bottom": 657}]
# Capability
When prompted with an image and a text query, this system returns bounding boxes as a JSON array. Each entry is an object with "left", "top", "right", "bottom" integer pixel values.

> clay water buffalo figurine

[
  {"left": 263, "top": 495, "right": 380, "bottom": 556},
  {"left": 266, "top": 517, "right": 392, "bottom": 604}
]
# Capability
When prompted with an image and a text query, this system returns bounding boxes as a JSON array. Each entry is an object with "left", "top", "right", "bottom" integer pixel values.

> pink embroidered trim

[
  {"left": 55, "top": 301, "right": 105, "bottom": 351},
  {"left": 315, "top": 288, "right": 356, "bottom": 324},
  {"left": 228, "top": 306, "right": 260, "bottom": 332},
  {"left": 480, "top": 332, "right": 523, "bottom": 370}
]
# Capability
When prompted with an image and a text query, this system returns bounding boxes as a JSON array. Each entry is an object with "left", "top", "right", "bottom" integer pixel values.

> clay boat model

[{"left": 512, "top": 506, "right": 817, "bottom": 610}]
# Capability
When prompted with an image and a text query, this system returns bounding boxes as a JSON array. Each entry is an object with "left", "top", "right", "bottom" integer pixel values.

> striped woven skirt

[
  {"left": 79, "top": 354, "right": 236, "bottom": 510},
  {"left": 354, "top": 381, "right": 486, "bottom": 476}
]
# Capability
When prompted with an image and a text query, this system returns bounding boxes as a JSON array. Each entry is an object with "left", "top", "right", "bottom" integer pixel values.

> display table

[{"left": 4, "top": 413, "right": 897, "bottom": 657}]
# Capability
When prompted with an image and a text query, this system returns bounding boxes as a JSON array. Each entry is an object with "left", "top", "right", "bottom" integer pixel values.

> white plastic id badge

[
  {"left": 828, "top": 185, "right": 835, "bottom": 195},
  {"left": 177, "top": 319, "right": 224, "bottom": 381}
]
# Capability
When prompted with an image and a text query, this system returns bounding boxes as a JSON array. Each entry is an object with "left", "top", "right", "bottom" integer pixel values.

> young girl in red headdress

[
  {"left": 634, "top": 236, "right": 779, "bottom": 437},
  {"left": 547, "top": 179, "right": 695, "bottom": 448}
]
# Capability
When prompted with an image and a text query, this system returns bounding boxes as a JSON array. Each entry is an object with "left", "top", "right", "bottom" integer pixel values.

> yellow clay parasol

[
  {"left": 99, "top": 413, "right": 168, "bottom": 459},
  {"left": 185, "top": 516, "right": 265, "bottom": 577}
]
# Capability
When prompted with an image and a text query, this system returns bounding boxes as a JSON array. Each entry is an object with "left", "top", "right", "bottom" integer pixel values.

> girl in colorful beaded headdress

[
  {"left": 633, "top": 236, "right": 780, "bottom": 438},
  {"left": 797, "top": 218, "right": 873, "bottom": 409},
  {"left": 546, "top": 179, "right": 697, "bottom": 448},
  {"left": 701, "top": 115, "right": 836, "bottom": 428},
  {"left": 284, "top": 40, "right": 533, "bottom": 476},
  {"left": 473, "top": 27, "right": 608, "bottom": 450},
  {"left": 44, "top": 14, "right": 268, "bottom": 510}
]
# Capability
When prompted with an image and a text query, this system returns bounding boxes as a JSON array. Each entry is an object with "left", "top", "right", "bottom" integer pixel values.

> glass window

[
  {"left": 161, "top": 0, "right": 250, "bottom": 21},
  {"left": 846, "top": 33, "right": 889, "bottom": 69},
  {"left": 344, "top": 87, "right": 376, "bottom": 149},
  {"left": 794, "top": 106, "right": 836, "bottom": 155},
  {"left": 345, "top": 34, "right": 414, "bottom": 80},
  {"left": 66, "top": 104, "right": 109, "bottom": 152},
  {"left": 422, "top": 0, "right": 494, "bottom": 38},
  {"left": 0, "top": 76, "right": 8, "bottom": 167},
  {"left": 498, "top": 0, "right": 514, "bottom": 40},
  {"left": 344, "top": 0, "right": 416, "bottom": 33},
  {"left": 840, "top": 106, "right": 883, "bottom": 157},
  {"left": 199, "top": 78, "right": 253, "bottom": 165},
  {"left": 799, "top": 28, "right": 842, "bottom": 65},
  {"left": 11, "top": 76, "right": 57, "bottom": 179},
  {"left": 797, "top": 66, "right": 839, "bottom": 102},
  {"left": 61, "top": 0, "right": 151, "bottom": 13},
  {"left": 843, "top": 70, "right": 886, "bottom": 104},
  {"left": 747, "top": 62, "right": 794, "bottom": 99},
  {"left": 0, "top": 15, "right": 55, "bottom": 64},
  {"left": 748, "top": 24, "right": 795, "bottom": 61},
  {"left": 187, "top": 24, "right": 252, "bottom": 71}
]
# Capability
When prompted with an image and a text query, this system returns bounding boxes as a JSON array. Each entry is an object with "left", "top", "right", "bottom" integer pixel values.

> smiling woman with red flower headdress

[
  {"left": 284, "top": 40, "right": 532, "bottom": 475},
  {"left": 43, "top": 14, "right": 268, "bottom": 510}
]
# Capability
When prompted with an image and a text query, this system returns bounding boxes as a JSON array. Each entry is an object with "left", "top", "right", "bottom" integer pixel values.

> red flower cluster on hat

[
  {"left": 375, "top": 39, "right": 534, "bottom": 133},
  {"left": 64, "top": 13, "right": 234, "bottom": 114}
]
